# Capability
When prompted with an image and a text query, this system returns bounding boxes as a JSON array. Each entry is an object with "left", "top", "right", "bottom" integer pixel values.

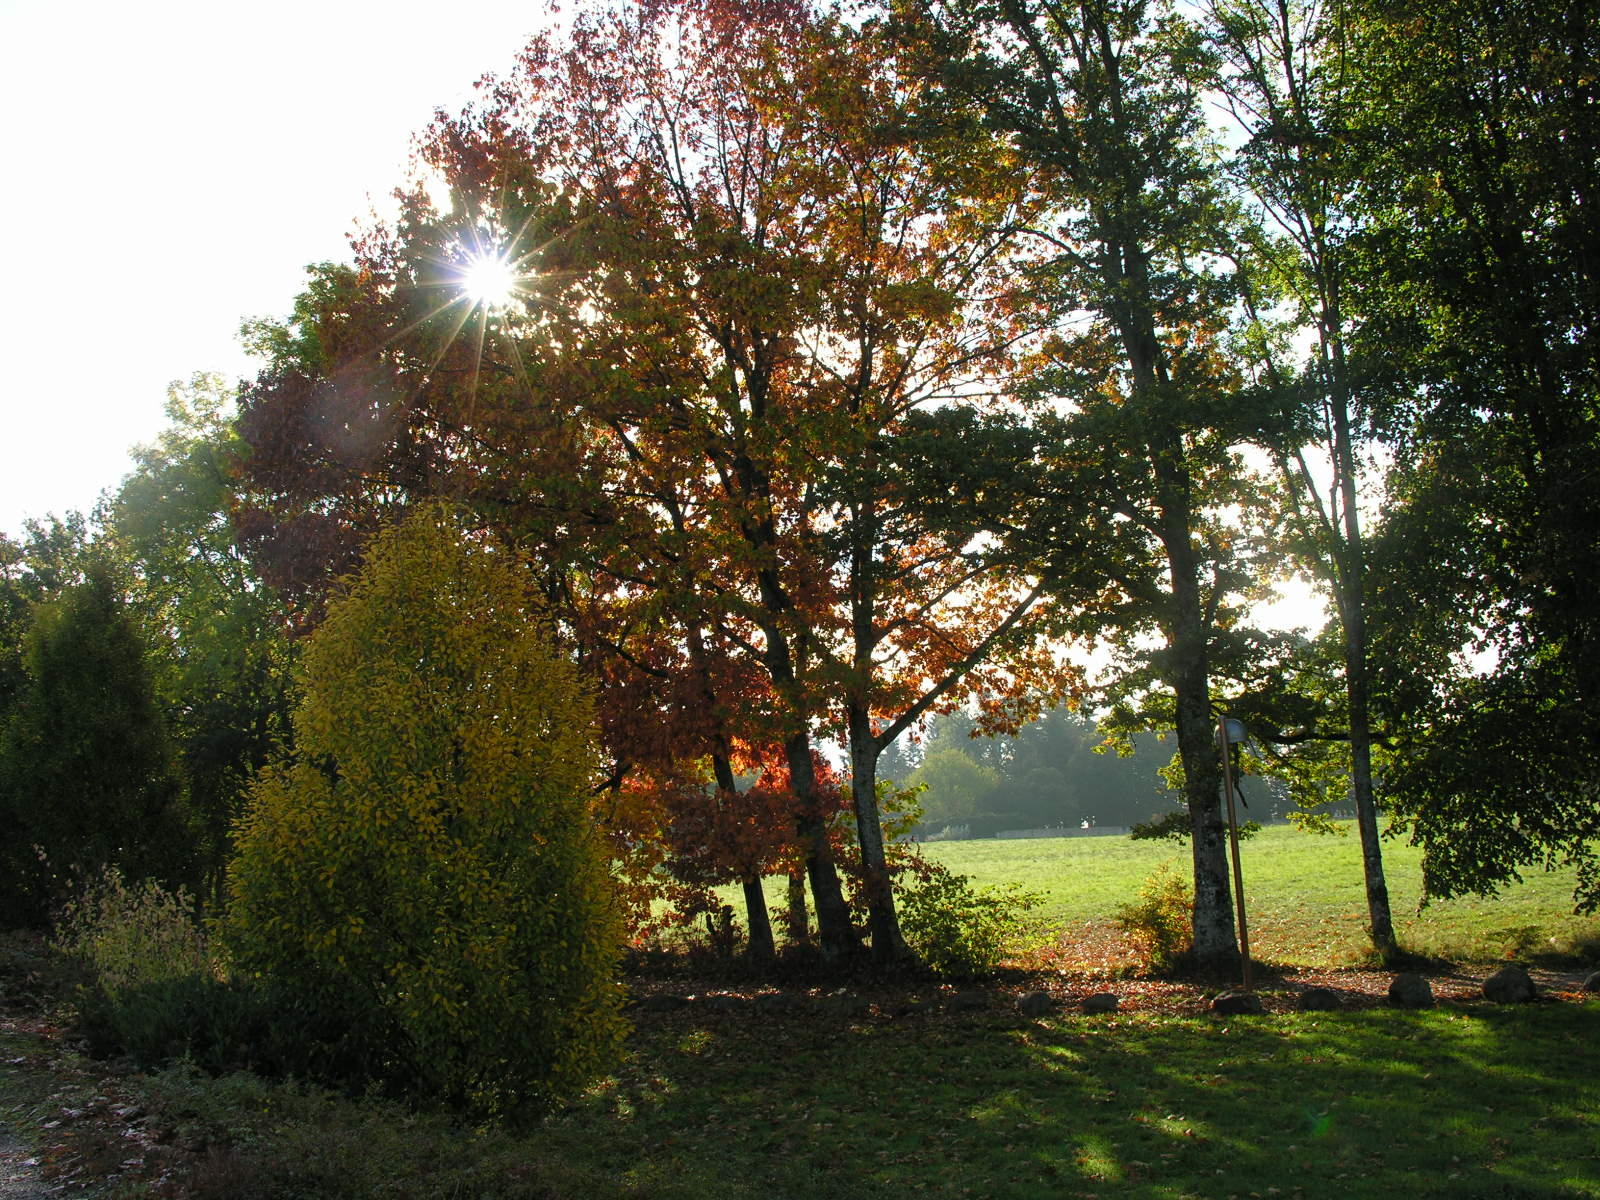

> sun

[{"left": 461, "top": 254, "right": 519, "bottom": 310}]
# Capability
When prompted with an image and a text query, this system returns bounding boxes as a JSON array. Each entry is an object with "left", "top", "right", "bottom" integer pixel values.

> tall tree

[
  {"left": 1207, "top": 0, "right": 1397, "bottom": 954},
  {"left": 235, "top": 0, "right": 1075, "bottom": 962},
  {"left": 1, "top": 515, "right": 92, "bottom": 717},
  {"left": 0, "top": 566, "right": 188, "bottom": 926},
  {"left": 103, "top": 375, "right": 296, "bottom": 895},
  {"left": 1345, "top": 0, "right": 1600, "bottom": 908},
  {"left": 901, "top": 0, "right": 1278, "bottom": 964}
]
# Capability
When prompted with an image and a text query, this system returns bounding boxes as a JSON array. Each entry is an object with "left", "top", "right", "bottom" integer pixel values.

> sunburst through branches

[{"left": 461, "top": 252, "right": 520, "bottom": 310}]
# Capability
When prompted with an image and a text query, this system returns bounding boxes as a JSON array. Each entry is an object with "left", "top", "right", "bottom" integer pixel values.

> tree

[
  {"left": 224, "top": 507, "right": 624, "bottom": 1113},
  {"left": 0, "top": 514, "right": 92, "bottom": 714},
  {"left": 899, "top": 705, "right": 1193, "bottom": 834},
  {"left": 1345, "top": 0, "right": 1600, "bottom": 908},
  {"left": 909, "top": 745, "right": 1002, "bottom": 830},
  {"left": 1206, "top": 0, "right": 1397, "bottom": 954},
  {"left": 0, "top": 566, "right": 188, "bottom": 927},
  {"left": 235, "top": 0, "right": 1075, "bottom": 963},
  {"left": 900, "top": 0, "right": 1280, "bottom": 964},
  {"left": 103, "top": 374, "right": 296, "bottom": 896}
]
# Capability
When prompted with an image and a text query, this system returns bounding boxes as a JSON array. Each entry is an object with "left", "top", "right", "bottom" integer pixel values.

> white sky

[{"left": 0, "top": 0, "right": 548, "bottom": 536}]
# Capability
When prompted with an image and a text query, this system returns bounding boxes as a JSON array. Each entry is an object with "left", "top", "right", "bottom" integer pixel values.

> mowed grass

[
  {"left": 45, "top": 997, "right": 1600, "bottom": 1199},
  {"left": 6, "top": 827, "right": 1600, "bottom": 1200},
  {"left": 921, "top": 823, "right": 1600, "bottom": 967}
]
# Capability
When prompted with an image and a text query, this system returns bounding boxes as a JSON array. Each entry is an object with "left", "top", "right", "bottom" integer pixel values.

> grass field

[
  {"left": 923, "top": 823, "right": 1600, "bottom": 967},
  {"left": 728, "top": 823, "right": 1599, "bottom": 968},
  {"left": 7, "top": 984, "right": 1597, "bottom": 1199},
  {"left": 3, "top": 827, "right": 1598, "bottom": 1199}
]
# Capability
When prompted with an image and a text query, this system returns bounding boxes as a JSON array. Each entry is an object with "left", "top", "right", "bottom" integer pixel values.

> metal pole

[{"left": 1218, "top": 717, "right": 1253, "bottom": 991}]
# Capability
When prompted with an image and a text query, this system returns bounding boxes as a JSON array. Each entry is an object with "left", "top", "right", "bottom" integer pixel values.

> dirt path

[{"left": 0, "top": 1130, "right": 48, "bottom": 1200}]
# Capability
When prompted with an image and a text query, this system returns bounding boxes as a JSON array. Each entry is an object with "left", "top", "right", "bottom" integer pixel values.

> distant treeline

[{"left": 886, "top": 708, "right": 1291, "bottom": 840}]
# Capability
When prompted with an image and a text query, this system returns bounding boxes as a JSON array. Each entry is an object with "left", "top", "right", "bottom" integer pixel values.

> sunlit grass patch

[{"left": 927, "top": 824, "right": 1598, "bottom": 967}]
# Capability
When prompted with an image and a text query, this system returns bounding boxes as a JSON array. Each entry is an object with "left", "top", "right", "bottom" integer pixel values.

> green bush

[
  {"left": 895, "top": 861, "right": 1041, "bottom": 976},
  {"left": 223, "top": 508, "right": 625, "bottom": 1114},
  {"left": 1114, "top": 863, "right": 1193, "bottom": 971},
  {"left": 52, "top": 867, "right": 216, "bottom": 1062},
  {"left": 49, "top": 870, "right": 361, "bottom": 1075}
]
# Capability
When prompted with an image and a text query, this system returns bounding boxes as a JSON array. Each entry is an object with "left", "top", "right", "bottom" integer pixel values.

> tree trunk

[
  {"left": 785, "top": 733, "right": 861, "bottom": 960},
  {"left": 785, "top": 869, "right": 809, "bottom": 943},
  {"left": 740, "top": 874, "right": 776, "bottom": 960},
  {"left": 847, "top": 711, "right": 905, "bottom": 962},
  {"left": 1328, "top": 328, "right": 1398, "bottom": 956},
  {"left": 1160, "top": 461, "right": 1238, "bottom": 969},
  {"left": 711, "top": 749, "right": 777, "bottom": 960}
]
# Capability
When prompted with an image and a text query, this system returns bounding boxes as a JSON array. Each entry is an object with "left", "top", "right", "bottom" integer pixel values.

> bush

[
  {"left": 1114, "top": 863, "right": 1192, "bottom": 971},
  {"left": 223, "top": 508, "right": 624, "bottom": 1114},
  {"left": 52, "top": 867, "right": 214, "bottom": 1062},
  {"left": 896, "top": 861, "right": 1041, "bottom": 976}
]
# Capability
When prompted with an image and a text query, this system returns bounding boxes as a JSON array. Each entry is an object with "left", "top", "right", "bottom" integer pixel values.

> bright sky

[{"left": 0, "top": 0, "right": 548, "bottom": 537}]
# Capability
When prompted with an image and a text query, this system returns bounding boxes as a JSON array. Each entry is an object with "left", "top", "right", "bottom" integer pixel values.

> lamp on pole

[{"left": 1217, "top": 716, "right": 1253, "bottom": 991}]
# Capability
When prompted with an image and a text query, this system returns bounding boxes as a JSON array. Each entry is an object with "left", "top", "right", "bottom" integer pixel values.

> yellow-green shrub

[
  {"left": 1114, "top": 863, "right": 1193, "bottom": 972},
  {"left": 895, "top": 861, "right": 1042, "bottom": 976},
  {"left": 223, "top": 508, "right": 624, "bottom": 1113},
  {"left": 52, "top": 867, "right": 215, "bottom": 1062}
]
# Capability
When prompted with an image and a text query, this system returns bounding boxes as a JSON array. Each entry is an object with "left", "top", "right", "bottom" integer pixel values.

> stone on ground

[
  {"left": 1388, "top": 972, "right": 1435, "bottom": 1008},
  {"left": 1482, "top": 964, "right": 1537, "bottom": 1003},
  {"left": 1297, "top": 986, "right": 1341, "bottom": 1011},
  {"left": 1017, "top": 990, "right": 1056, "bottom": 1017},
  {"left": 1212, "top": 990, "right": 1265, "bottom": 1016}
]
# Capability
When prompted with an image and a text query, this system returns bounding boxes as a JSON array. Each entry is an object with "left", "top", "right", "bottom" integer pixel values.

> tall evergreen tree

[{"left": 0, "top": 566, "right": 188, "bottom": 926}]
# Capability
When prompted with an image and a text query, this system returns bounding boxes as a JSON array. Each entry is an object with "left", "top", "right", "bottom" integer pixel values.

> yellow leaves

[{"left": 221, "top": 507, "right": 625, "bottom": 1112}]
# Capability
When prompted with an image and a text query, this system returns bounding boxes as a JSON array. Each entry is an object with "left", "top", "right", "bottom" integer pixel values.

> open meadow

[
  {"left": 924, "top": 824, "right": 1600, "bottom": 968},
  {"left": 4, "top": 826, "right": 1598, "bottom": 1199}
]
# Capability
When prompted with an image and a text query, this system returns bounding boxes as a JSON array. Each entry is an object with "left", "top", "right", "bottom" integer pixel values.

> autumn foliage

[
  {"left": 223, "top": 508, "right": 624, "bottom": 1113},
  {"left": 228, "top": 0, "right": 1081, "bottom": 960}
]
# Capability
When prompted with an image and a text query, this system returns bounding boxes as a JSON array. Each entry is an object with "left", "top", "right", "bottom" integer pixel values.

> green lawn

[
  {"left": 541, "top": 1003, "right": 1600, "bottom": 1200},
  {"left": 922, "top": 824, "right": 1599, "bottom": 966},
  {"left": 5, "top": 827, "right": 1599, "bottom": 1199},
  {"left": 35, "top": 995, "right": 1598, "bottom": 1199}
]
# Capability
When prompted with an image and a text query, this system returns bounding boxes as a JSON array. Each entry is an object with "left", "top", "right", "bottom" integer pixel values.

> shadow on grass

[{"left": 533, "top": 999, "right": 1600, "bottom": 1200}]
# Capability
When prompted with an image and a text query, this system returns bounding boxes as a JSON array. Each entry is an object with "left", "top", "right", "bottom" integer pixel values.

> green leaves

[{"left": 0, "top": 566, "right": 188, "bottom": 926}]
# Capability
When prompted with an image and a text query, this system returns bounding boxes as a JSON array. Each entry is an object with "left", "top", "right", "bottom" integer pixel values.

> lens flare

[{"left": 462, "top": 254, "right": 518, "bottom": 309}]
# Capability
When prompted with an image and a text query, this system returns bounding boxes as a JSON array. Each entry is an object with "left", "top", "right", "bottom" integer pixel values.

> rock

[
  {"left": 635, "top": 993, "right": 689, "bottom": 1013},
  {"left": 1017, "top": 990, "right": 1056, "bottom": 1017},
  {"left": 948, "top": 989, "right": 990, "bottom": 1013},
  {"left": 1211, "top": 990, "right": 1265, "bottom": 1016},
  {"left": 1388, "top": 972, "right": 1435, "bottom": 1008},
  {"left": 1297, "top": 986, "right": 1341, "bottom": 1012},
  {"left": 1482, "top": 964, "right": 1537, "bottom": 1004},
  {"left": 1582, "top": 971, "right": 1600, "bottom": 994},
  {"left": 1081, "top": 993, "right": 1120, "bottom": 1014}
]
